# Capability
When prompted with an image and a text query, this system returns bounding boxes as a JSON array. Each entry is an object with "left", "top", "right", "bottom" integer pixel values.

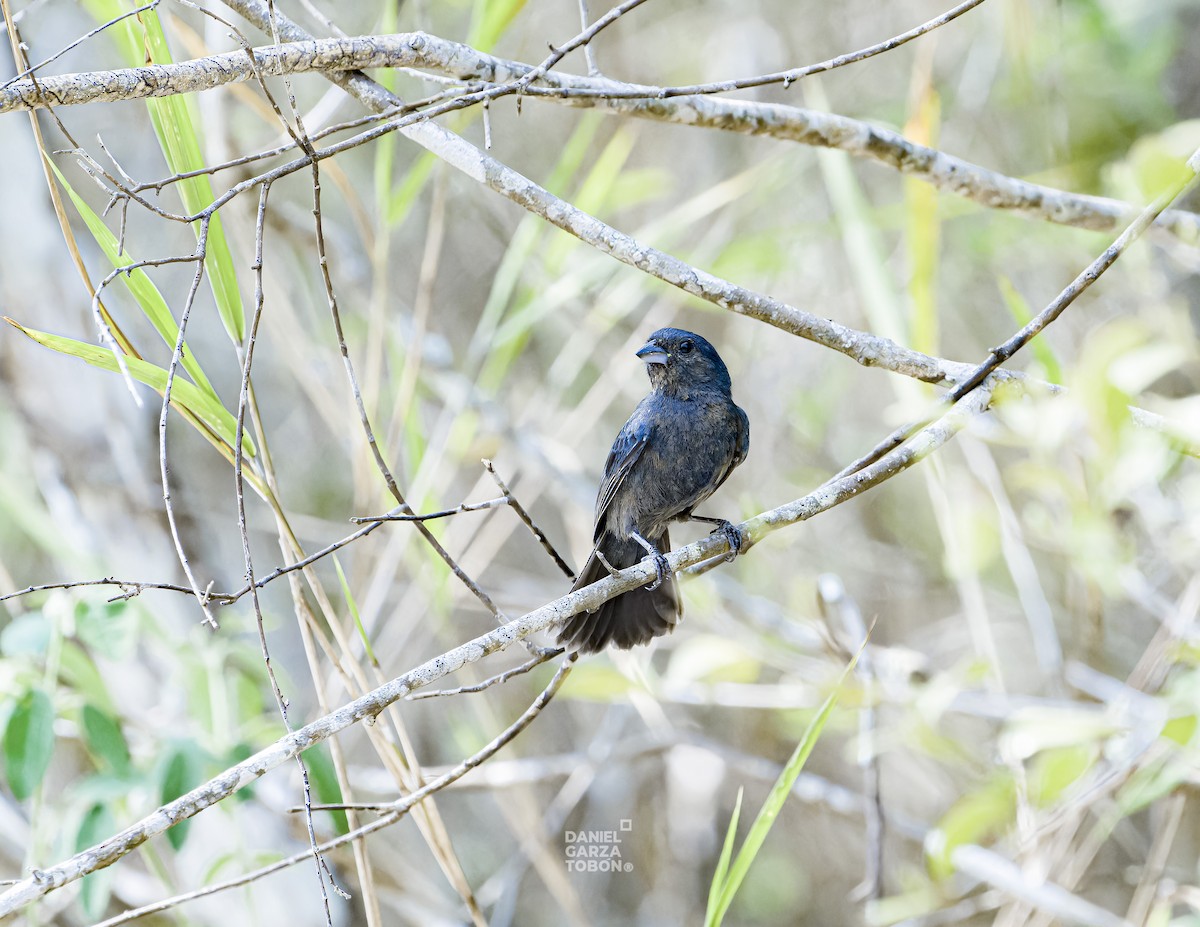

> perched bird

[{"left": 557, "top": 328, "right": 749, "bottom": 654}]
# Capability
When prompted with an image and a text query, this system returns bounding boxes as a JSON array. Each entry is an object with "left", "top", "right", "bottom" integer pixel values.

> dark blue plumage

[{"left": 558, "top": 328, "right": 749, "bottom": 653}]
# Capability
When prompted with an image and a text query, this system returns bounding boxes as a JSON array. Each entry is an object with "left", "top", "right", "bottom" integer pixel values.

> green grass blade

[
  {"left": 7, "top": 320, "right": 254, "bottom": 458},
  {"left": 997, "top": 274, "right": 1063, "bottom": 383},
  {"left": 82, "top": 2, "right": 245, "bottom": 342},
  {"left": 48, "top": 160, "right": 217, "bottom": 396},
  {"left": 904, "top": 84, "right": 942, "bottom": 356},
  {"left": 707, "top": 651, "right": 861, "bottom": 925},
  {"left": 469, "top": 0, "right": 530, "bottom": 52},
  {"left": 334, "top": 555, "right": 377, "bottom": 667},
  {"left": 705, "top": 787, "right": 744, "bottom": 927}
]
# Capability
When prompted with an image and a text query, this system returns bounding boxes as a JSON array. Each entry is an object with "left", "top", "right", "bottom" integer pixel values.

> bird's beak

[{"left": 635, "top": 342, "right": 668, "bottom": 366}]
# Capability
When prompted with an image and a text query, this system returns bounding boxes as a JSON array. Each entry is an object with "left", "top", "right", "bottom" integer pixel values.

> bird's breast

[{"left": 614, "top": 394, "right": 741, "bottom": 536}]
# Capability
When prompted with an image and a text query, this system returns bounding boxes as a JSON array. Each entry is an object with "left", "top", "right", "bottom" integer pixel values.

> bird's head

[{"left": 636, "top": 328, "right": 732, "bottom": 396}]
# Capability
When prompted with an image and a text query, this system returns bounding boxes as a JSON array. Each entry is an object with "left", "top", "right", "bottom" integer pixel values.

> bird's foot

[
  {"left": 645, "top": 549, "right": 671, "bottom": 591},
  {"left": 709, "top": 520, "right": 744, "bottom": 561}
]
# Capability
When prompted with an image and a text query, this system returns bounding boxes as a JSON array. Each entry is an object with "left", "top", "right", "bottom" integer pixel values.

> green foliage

[
  {"left": 158, "top": 739, "right": 207, "bottom": 850},
  {"left": 81, "top": 704, "right": 132, "bottom": 777},
  {"left": 3, "top": 688, "right": 55, "bottom": 801},
  {"left": 306, "top": 744, "right": 348, "bottom": 835},
  {"left": 75, "top": 802, "right": 117, "bottom": 918}
]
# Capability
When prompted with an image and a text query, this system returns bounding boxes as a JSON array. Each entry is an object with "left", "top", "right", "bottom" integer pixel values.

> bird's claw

[
  {"left": 645, "top": 550, "right": 671, "bottom": 591},
  {"left": 710, "top": 520, "right": 743, "bottom": 562}
]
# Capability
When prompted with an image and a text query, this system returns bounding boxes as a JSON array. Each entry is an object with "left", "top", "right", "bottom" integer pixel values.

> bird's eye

[{"left": 679, "top": 340, "right": 695, "bottom": 354}]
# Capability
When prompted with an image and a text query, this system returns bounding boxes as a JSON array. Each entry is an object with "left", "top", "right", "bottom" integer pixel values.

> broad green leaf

[
  {"left": 158, "top": 739, "right": 205, "bottom": 850},
  {"left": 48, "top": 159, "right": 216, "bottom": 396},
  {"left": 1161, "top": 714, "right": 1197, "bottom": 745},
  {"left": 58, "top": 641, "right": 116, "bottom": 714},
  {"left": 1027, "top": 744, "right": 1096, "bottom": 807},
  {"left": 3, "top": 688, "right": 55, "bottom": 801},
  {"left": 76, "top": 802, "right": 117, "bottom": 919},
  {"left": 225, "top": 742, "right": 257, "bottom": 803},
  {"left": 81, "top": 704, "right": 132, "bottom": 776},
  {"left": 8, "top": 320, "right": 254, "bottom": 458}
]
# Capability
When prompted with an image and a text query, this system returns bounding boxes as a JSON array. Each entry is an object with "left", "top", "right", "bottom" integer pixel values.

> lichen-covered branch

[{"left": 4, "top": 30, "right": 1198, "bottom": 243}]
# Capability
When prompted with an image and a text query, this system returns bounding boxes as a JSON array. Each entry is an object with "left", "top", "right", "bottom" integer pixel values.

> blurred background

[{"left": 1, "top": 0, "right": 1199, "bottom": 924}]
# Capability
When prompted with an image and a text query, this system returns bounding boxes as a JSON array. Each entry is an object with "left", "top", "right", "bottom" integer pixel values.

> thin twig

[
  {"left": 0, "top": 0, "right": 160, "bottom": 91},
  {"left": 407, "top": 650, "right": 562, "bottom": 700},
  {"left": 235, "top": 180, "right": 343, "bottom": 919},
  {"left": 351, "top": 496, "right": 510, "bottom": 524},
  {"left": 157, "top": 216, "right": 219, "bottom": 630},
  {"left": 308, "top": 126, "right": 506, "bottom": 623},
  {"left": 818, "top": 575, "right": 884, "bottom": 903},
  {"left": 484, "top": 459, "right": 576, "bottom": 579}
]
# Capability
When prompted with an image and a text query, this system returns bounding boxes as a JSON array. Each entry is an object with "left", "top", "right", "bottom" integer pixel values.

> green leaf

[
  {"left": 0, "top": 612, "right": 51, "bottom": 657},
  {"left": 75, "top": 600, "right": 138, "bottom": 662},
  {"left": 58, "top": 641, "right": 116, "bottom": 714},
  {"left": 76, "top": 802, "right": 117, "bottom": 919},
  {"left": 225, "top": 742, "right": 257, "bottom": 802},
  {"left": 158, "top": 740, "right": 205, "bottom": 850},
  {"left": 926, "top": 775, "right": 1015, "bottom": 880},
  {"left": 81, "top": 704, "right": 131, "bottom": 776},
  {"left": 1027, "top": 744, "right": 1095, "bottom": 806},
  {"left": 47, "top": 159, "right": 217, "bottom": 396},
  {"left": 8, "top": 320, "right": 254, "bottom": 458},
  {"left": 306, "top": 744, "right": 348, "bottom": 835},
  {"left": 3, "top": 688, "right": 56, "bottom": 801}
]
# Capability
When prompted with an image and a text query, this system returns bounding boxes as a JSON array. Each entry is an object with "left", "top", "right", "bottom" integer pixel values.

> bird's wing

[
  {"left": 593, "top": 416, "right": 651, "bottom": 540},
  {"left": 711, "top": 402, "right": 750, "bottom": 494}
]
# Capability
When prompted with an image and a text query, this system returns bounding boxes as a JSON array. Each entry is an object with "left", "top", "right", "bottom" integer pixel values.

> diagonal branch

[{"left": 0, "top": 383, "right": 993, "bottom": 918}]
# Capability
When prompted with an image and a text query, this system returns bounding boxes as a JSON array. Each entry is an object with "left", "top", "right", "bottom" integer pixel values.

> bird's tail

[{"left": 556, "top": 530, "right": 680, "bottom": 654}]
